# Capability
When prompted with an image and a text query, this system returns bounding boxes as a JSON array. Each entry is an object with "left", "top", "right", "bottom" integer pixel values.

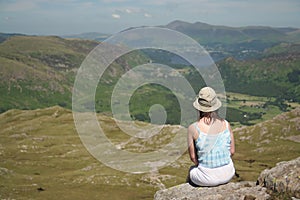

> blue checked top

[{"left": 194, "top": 121, "right": 231, "bottom": 168}]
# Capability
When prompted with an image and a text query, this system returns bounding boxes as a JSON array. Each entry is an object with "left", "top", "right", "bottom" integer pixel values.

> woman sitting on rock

[{"left": 188, "top": 87, "right": 235, "bottom": 186}]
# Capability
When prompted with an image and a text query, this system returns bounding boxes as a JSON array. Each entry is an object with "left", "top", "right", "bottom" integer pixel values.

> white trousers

[{"left": 189, "top": 160, "right": 235, "bottom": 186}]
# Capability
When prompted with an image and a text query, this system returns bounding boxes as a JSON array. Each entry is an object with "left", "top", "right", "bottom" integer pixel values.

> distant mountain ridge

[
  {"left": 164, "top": 20, "right": 300, "bottom": 43},
  {"left": 161, "top": 20, "right": 300, "bottom": 61},
  {"left": 54, "top": 20, "right": 300, "bottom": 61},
  {"left": 2, "top": 20, "right": 299, "bottom": 61}
]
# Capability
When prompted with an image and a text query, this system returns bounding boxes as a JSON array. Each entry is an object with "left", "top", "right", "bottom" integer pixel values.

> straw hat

[{"left": 193, "top": 87, "right": 222, "bottom": 112}]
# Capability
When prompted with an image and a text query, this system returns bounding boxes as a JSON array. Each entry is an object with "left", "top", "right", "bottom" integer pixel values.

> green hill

[
  {"left": 0, "top": 35, "right": 299, "bottom": 127},
  {"left": 217, "top": 43, "right": 300, "bottom": 101},
  {"left": 0, "top": 35, "right": 98, "bottom": 111},
  {"left": 0, "top": 106, "right": 299, "bottom": 199}
]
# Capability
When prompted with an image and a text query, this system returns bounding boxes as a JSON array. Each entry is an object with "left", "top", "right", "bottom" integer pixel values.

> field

[{"left": 0, "top": 100, "right": 299, "bottom": 199}]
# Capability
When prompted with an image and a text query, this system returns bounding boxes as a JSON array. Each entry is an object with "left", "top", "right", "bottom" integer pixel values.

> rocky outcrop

[
  {"left": 257, "top": 156, "right": 300, "bottom": 198},
  {"left": 154, "top": 157, "right": 300, "bottom": 200},
  {"left": 154, "top": 181, "right": 269, "bottom": 200}
]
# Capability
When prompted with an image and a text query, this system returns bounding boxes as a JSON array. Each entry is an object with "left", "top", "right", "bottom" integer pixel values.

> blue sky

[{"left": 0, "top": 0, "right": 300, "bottom": 35}]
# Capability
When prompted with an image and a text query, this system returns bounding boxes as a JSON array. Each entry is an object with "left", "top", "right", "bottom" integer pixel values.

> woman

[{"left": 188, "top": 87, "right": 235, "bottom": 186}]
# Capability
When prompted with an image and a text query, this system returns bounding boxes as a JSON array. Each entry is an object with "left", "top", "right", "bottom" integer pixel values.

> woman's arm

[
  {"left": 228, "top": 122, "right": 235, "bottom": 156},
  {"left": 188, "top": 125, "right": 198, "bottom": 165}
]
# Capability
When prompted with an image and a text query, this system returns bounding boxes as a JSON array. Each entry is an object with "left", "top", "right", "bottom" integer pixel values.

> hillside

[
  {"left": 0, "top": 34, "right": 299, "bottom": 127},
  {"left": 0, "top": 33, "right": 26, "bottom": 43},
  {"left": 0, "top": 36, "right": 99, "bottom": 111},
  {"left": 233, "top": 107, "right": 300, "bottom": 181},
  {"left": 0, "top": 106, "right": 299, "bottom": 199},
  {"left": 54, "top": 21, "right": 300, "bottom": 61},
  {"left": 164, "top": 20, "right": 300, "bottom": 44},
  {"left": 217, "top": 43, "right": 300, "bottom": 101},
  {"left": 163, "top": 20, "right": 300, "bottom": 61}
]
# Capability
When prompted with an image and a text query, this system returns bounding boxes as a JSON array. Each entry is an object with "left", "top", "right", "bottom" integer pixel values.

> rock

[
  {"left": 0, "top": 167, "right": 11, "bottom": 176},
  {"left": 154, "top": 157, "right": 300, "bottom": 199},
  {"left": 154, "top": 181, "right": 270, "bottom": 200},
  {"left": 257, "top": 156, "right": 300, "bottom": 198}
]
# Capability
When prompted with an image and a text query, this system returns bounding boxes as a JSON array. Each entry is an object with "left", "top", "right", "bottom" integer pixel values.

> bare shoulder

[
  {"left": 188, "top": 123, "right": 196, "bottom": 133},
  {"left": 188, "top": 122, "right": 197, "bottom": 139}
]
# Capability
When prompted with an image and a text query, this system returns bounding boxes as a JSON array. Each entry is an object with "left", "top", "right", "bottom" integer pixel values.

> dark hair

[{"left": 198, "top": 110, "right": 223, "bottom": 122}]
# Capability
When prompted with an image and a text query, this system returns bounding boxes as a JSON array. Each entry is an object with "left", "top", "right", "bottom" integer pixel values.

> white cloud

[
  {"left": 144, "top": 13, "right": 152, "bottom": 18},
  {"left": 118, "top": 7, "right": 143, "bottom": 14},
  {"left": 112, "top": 14, "right": 121, "bottom": 19},
  {"left": 125, "top": 8, "right": 132, "bottom": 14}
]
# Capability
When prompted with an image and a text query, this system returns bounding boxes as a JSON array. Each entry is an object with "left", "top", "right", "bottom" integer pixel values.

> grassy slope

[
  {"left": 0, "top": 106, "right": 299, "bottom": 199},
  {"left": 217, "top": 45, "right": 300, "bottom": 100},
  {"left": 0, "top": 36, "right": 98, "bottom": 111},
  {"left": 233, "top": 107, "right": 300, "bottom": 181},
  {"left": 0, "top": 36, "right": 299, "bottom": 126}
]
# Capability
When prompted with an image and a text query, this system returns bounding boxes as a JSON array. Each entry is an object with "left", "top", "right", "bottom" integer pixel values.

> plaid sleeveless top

[{"left": 194, "top": 120, "right": 232, "bottom": 168}]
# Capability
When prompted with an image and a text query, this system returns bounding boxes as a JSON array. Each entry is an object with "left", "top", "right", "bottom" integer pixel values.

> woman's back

[{"left": 194, "top": 119, "right": 231, "bottom": 168}]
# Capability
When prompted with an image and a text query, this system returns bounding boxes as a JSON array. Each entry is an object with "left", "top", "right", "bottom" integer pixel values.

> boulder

[
  {"left": 154, "top": 156, "right": 300, "bottom": 199},
  {"left": 154, "top": 181, "right": 270, "bottom": 200},
  {"left": 257, "top": 156, "right": 300, "bottom": 198}
]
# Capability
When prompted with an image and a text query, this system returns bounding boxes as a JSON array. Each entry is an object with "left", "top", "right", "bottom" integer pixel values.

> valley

[{"left": 0, "top": 20, "right": 299, "bottom": 199}]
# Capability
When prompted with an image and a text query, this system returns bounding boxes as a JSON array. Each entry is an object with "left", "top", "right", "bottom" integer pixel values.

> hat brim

[{"left": 193, "top": 98, "right": 222, "bottom": 112}]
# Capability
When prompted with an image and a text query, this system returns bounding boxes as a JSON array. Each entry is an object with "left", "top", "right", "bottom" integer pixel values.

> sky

[{"left": 0, "top": 0, "right": 300, "bottom": 35}]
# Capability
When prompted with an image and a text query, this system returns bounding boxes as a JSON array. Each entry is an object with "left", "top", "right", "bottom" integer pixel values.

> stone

[
  {"left": 154, "top": 181, "right": 270, "bottom": 200},
  {"left": 257, "top": 156, "right": 300, "bottom": 198},
  {"left": 154, "top": 157, "right": 300, "bottom": 199}
]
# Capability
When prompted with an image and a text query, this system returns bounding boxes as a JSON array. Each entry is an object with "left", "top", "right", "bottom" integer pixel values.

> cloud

[
  {"left": 144, "top": 13, "right": 152, "bottom": 18},
  {"left": 125, "top": 8, "right": 132, "bottom": 14},
  {"left": 117, "top": 7, "right": 143, "bottom": 14},
  {"left": 112, "top": 14, "right": 121, "bottom": 19}
]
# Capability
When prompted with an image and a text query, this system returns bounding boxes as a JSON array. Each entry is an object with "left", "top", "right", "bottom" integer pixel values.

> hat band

[{"left": 198, "top": 98, "right": 215, "bottom": 107}]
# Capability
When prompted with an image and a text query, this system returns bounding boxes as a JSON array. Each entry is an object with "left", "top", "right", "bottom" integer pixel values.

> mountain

[
  {"left": 59, "top": 20, "right": 300, "bottom": 60},
  {"left": 163, "top": 20, "right": 300, "bottom": 61},
  {"left": 0, "top": 106, "right": 299, "bottom": 199},
  {"left": 164, "top": 20, "right": 300, "bottom": 44},
  {"left": 217, "top": 43, "right": 300, "bottom": 101},
  {"left": 0, "top": 35, "right": 99, "bottom": 111},
  {"left": 0, "top": 20, "right": 299, "bottom": 120},
  {"left": 0, "top": 34, "right": 299, "bottom": 127}
]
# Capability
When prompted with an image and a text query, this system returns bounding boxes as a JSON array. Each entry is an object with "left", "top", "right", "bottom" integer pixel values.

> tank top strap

[
  {"left": 224, "top": 120, "right": 229, "bottom": 129},
  {"left": 194, "top": 122, "right": 201, "bottom": 134}
]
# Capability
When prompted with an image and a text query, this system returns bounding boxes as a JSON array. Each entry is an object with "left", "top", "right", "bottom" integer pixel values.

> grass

[
  {"left": 0, "top": 36, "right": 98, "bottom": 112},
  {"left": 0, "top": 107, "right": 157, "bottom": 199},
  {"left": 0, "top": 105, "right": 299, "bottom": 199},
  {"left": 224, "top": 92, "right": 298, "bottom": 128}
]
